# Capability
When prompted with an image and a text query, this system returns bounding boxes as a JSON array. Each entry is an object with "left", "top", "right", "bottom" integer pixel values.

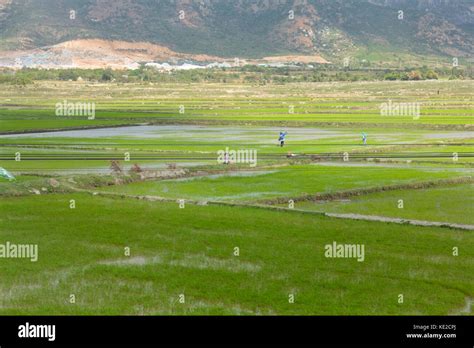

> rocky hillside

[{"left": 0, "top": 0, "right": 472, "bottom": 60}]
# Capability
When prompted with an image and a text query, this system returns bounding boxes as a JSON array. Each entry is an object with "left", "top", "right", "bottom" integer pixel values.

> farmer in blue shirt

[
  {"left": 278, "top": 131, "right": 287, "bottom": 147},
  {"left": 362, "top": 132, "right": 367, "bottom": 145}
]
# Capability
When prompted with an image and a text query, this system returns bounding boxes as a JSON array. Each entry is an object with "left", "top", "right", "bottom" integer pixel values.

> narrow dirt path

[{"left": 324, "top": 212, "right": 474, "bottom": 231}]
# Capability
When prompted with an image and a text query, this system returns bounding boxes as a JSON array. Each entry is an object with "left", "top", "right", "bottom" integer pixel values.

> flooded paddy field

[{"left": 1, "top": 80, "right": 473, "bottom": 315}]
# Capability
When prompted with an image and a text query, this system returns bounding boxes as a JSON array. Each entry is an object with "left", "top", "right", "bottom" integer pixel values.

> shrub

[
  {"left": 425, "top": 70, "right": 438, "bottom": 80},
  {"left": 408, "top": 70, "right": 422, "bottom": 80}
]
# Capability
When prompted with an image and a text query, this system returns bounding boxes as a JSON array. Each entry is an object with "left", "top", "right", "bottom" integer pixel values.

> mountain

[{"left": 0, "top": 0, "right": 472, "bottom": 64}]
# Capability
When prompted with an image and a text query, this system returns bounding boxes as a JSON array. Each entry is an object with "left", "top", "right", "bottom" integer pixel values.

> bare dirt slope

[{"left": 0, "top": 39, "right": 329, "bottom": 69}]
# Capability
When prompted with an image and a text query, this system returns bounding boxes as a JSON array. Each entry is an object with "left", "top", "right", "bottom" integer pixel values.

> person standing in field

[
  {"left": 278, "top": 131, "right": 288, "bottom": 147},
  {"left": 362, "top": 132, "right": 367, "bottom": 145}
]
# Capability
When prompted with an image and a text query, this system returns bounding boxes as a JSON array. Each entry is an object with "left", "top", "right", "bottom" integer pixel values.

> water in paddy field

[
  {"left": 2, "top": 125, "right": 472, "bottom": 175},
  {"left": 1, "top": 125, "right": 472, "bottom": 142},
  {"left": 0, "top": 125, "right": 353, "bottom": 142}
]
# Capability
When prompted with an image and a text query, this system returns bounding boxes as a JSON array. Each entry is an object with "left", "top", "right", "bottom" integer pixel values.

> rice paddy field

[{"left": 0, "top": 80, "right": 473, "bottom": 315}]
